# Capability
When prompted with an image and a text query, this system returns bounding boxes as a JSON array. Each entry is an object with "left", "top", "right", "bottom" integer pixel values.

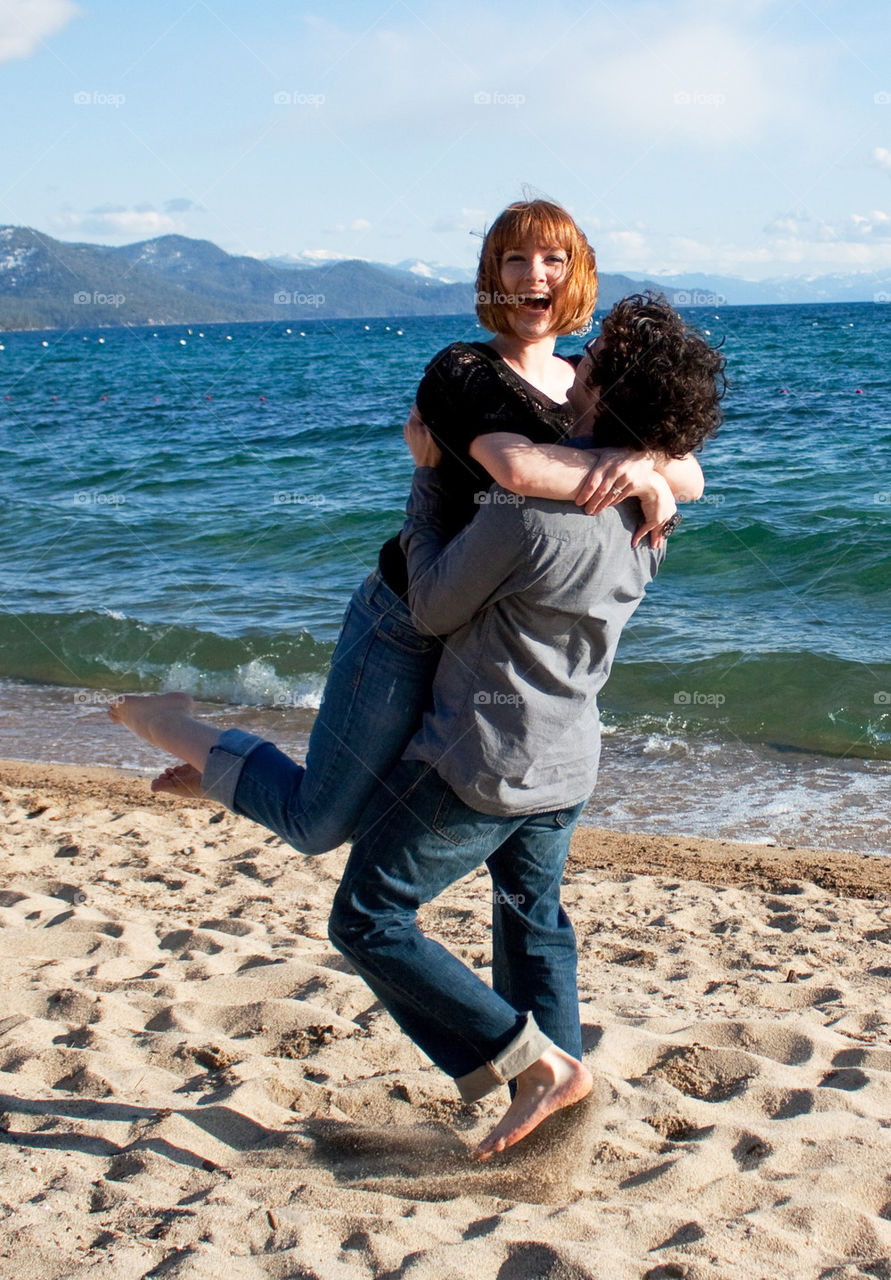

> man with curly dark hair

[
  {"left": 578, "top": 290, "right": 726, "bottom": 459},
  {"left": 328, "top": 294, "right": 726, "bottom": 1161}
]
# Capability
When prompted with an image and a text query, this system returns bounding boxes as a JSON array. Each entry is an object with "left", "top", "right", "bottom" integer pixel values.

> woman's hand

[
  {"left": 575, "top": 447, "right": 678, "bottom": 549},
  {"left": 403, "top": 404, "right": 442, "bottom": 467},
  {"left": 574, "top": 447, "right": 657, "bottom": 515}
]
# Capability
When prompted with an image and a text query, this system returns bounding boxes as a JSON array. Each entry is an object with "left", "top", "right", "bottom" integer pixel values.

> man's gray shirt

[{"left": 400, "top": 467, "right": 664, "bottom": 817}]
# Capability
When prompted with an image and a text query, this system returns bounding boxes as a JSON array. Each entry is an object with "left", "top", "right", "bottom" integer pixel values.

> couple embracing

[{"left": 111, "top": 199, "right": 726, "bottom": 1158}]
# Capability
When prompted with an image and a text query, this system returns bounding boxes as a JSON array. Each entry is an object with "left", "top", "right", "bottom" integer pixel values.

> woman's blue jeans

[
  {"left": 328, "top": 759, "right": 585, "bottom": 1100},
  {"left": 201, "top": 571, "right": 442, "bottom": 854}
]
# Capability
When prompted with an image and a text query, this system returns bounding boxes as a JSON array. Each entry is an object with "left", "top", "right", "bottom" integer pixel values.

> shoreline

[
  {"left": 3, "top": 671, "right": 887, "bottom": 856},
  {"left": 3, "top": 670, "right": 885, "bottom": 860},
  {"left": 5, "top": 755, "right": 889, "bottom": 899}
]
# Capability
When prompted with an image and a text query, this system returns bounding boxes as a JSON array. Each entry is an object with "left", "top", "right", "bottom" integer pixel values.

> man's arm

[{"left": 400, "top": 467, "right": 532, "bottom": 636}]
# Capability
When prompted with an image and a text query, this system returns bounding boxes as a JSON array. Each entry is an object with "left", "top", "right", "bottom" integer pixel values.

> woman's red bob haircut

[{"left": 475, "top": 199, "right": 597, "bottom": 337}]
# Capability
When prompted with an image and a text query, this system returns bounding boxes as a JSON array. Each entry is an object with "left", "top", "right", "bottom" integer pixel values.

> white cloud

[
  {"left": 764, "top": 213, "right": 807, "bottom": 236},
  {"left": 0, "top": 0, "right": 79, "bottom": 63},
  {"left": 296, "top": 248, "right": 356, "bottom": 262},
  {"left": 432, "top": 208, "right": 487, "bottom": 235},
  {"left": 322, "top": 218, "right": 372, "bottom": 234},
  {"left": 307, "top": 248, "right": 351, "bottom": 261},
  {"left": 578, "top": 20, "right": 803, "bottom": 144},
  {"left": 589, "top": 212, "right": 891, "bottom": 278},
  {"left": 258, "top": 248, "right": 361, "bottom": 264},
  {"left": 53, "top": 206, "right": 180, "bottom": 241},
  {"left": 290, "top": 2, "right": 822, "bottom": 148},
  {"left": 262, "top": 3, "right": 841, "bottom": 273},
  {"left": 164, "top": 197, "right": 205, "bottom": 214},
  {"left": 847, "top": 210, "right": 891, "bottom": 239},
  {"left": 604, "top": 230, "right": 649, "bottom": 259},
  {"left": 875, "top": 147, "right": 891, "bottom": 175},
  {"left": 763, "top": 211, "right": 838, "bottom": 243},
  {"left": 762, "top": 207, "right": 891, "bottom": 245}
]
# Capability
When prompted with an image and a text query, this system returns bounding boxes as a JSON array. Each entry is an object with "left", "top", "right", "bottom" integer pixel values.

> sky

[{"left": 1, "top": 0, "right": 890, "bottom": 281}]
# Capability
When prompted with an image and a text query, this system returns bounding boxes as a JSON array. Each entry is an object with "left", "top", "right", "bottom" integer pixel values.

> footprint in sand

[
  {"left": 683, "top": 1020, "right": 814, "bottom": 1066},
  {"left": 731, "top": 1132, "right": 772, "bottom": 1171},
  {"left": 649, "top": 1045, "right": 756, "bottom": 1103}
]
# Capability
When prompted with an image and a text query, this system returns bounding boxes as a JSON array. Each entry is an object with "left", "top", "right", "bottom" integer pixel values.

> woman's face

[{"left": 498, "top": 238, "right": 568, "bottom": 341}]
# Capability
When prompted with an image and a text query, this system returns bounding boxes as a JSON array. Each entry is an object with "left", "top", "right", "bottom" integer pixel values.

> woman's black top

[{"left": 378, "top": 341, "right": 581, "bottom": 598}]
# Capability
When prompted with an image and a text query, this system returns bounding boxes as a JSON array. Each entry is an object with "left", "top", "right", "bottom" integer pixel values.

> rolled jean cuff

[
  {"left": 201, "top": 728, "right": 269, "bottom": 810},
  {"left": 454, "top": 1013, "right": 553, "bottom": 1103}
]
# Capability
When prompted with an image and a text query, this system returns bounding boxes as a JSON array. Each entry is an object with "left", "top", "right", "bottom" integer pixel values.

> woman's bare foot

[
  {"left": 475, "top": 1047, "right": 593, "bottom": 1161},
  {"left": 151, "top": 763, "right": 204, "bottom": 798},
  {"left": 108, "top": 692, "right": 219, "bottom": 775},
  {"left": 108, "top": 692, "right": 195, "bottom": 746}
]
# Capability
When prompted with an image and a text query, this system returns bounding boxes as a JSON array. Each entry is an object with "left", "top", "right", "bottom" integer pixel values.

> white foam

[
  {"left": 159, "top": 659, "right": 324, "bottom": 709},
  {"left": 587, "top": 729, "right": 891, "bottom": 856}
]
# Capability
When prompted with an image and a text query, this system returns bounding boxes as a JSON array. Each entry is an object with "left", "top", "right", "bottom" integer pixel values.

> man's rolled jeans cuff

[
  {"left": 201, "top": 728, "right": 268, "bottom": 810},
  {"left": 455, "top": 1013, "right": 553, "bottom": 1103}
]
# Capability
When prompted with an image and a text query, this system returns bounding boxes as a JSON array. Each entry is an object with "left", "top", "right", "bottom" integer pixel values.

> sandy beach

[{"left": 1, "top": 757, "right": 890, "bottom": 1279}]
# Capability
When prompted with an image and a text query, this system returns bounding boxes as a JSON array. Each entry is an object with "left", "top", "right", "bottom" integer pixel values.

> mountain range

[{"left": 0, "top": 226, "right": 887, "bottom": 330}]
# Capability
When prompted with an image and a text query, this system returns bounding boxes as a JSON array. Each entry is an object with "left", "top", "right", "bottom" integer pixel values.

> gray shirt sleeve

[{"left": 400, "top": 467, "right": 533, "bottom": 636}]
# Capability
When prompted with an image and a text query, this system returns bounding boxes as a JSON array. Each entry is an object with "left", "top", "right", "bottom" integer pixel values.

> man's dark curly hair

[{"left": 585, "top": 292, "right": 727, "bottom": 457}]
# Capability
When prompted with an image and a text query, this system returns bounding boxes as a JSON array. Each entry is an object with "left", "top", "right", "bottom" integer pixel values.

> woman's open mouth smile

[{"left": 517, "top": 294, "right": 551, "bottom": 313}]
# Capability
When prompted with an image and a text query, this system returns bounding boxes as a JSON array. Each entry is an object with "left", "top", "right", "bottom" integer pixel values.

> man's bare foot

[
  {"left": 108, "top": 692, "right": 195, "bottom": 746},
  {"left": 475, "top": 1047, "right": 593, "bottom": 1161},
  {"left": 151, "top": 763, "right": 204, "bottom": 798}
]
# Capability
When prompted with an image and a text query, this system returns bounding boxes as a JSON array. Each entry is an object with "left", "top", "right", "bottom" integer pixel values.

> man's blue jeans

[
  {"left": 328, "top": 759, "right": 585, "bottom": 1101},
  {"left": 201, "top": 571, "right": 442, "bottom": 854}
]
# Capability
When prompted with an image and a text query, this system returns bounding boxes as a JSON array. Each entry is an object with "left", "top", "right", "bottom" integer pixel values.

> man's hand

[
  {"left": 632, "top": 473, "right": 677, "bottom": 550},
  {"left": 403, "top": 404, "right": 442, "bottom": 467}
]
